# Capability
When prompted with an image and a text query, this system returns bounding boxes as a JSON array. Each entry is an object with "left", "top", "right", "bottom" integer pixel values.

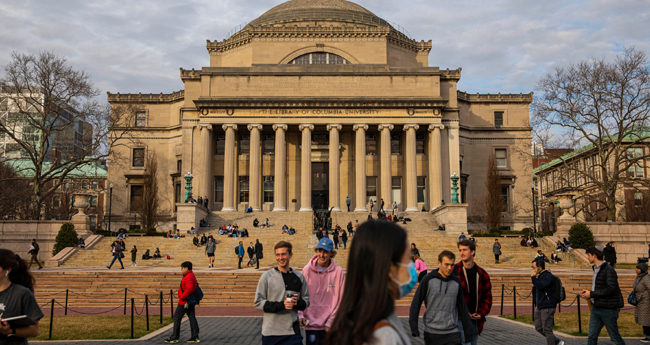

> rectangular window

[
  {"left": 541, "top": 175, "right": 547, "bottom": 194},
  {"left": 64, "top": 181, "right": 70, "bottom": 190},
  {"left": 90, "top": 215, "right": 97, "bottom": 229},
  {"left": 82, "top": 181, "right": 89, "bottom": 189},
  {"left": 240, "top": 135, "right": 250, "bottom": 155},
  {"left": 135, "top": 112, "right": 146, "bottom": 127},
  {"left": 130, "top": 185, "right": 143, "bottom": 211},
  {"left": 264, "top": 176, "right": 274, "bottom": 203},
  {"left": 239, "top": 176, "right": 249, "bottom": 203},
  {"left": 501, "top": 186, "right": 509, "bottom": 211},
  {"left": 90, "top": 196, "right": 98, "bottom": 207},
  {"left": 214, "top": 134, "right": 225, "bottom": 155},
  {"left": 495, "top": 149, "right": 507, "bottom": 168},
  {"left": 91, "top": 181, "right": 98, "bottom": 190},
  {"left": 392, "top": 177, "right": 402, "bottom": 204},
  {"left": 417, "top": 176, "right": 426, "bottom": 203},
  {"left": 214, "top": 176, "right": 224, "bottom": 203},
  {"left": 416, "top": 135, "right": 425, "bottom": 154},
  {"left": 366, "top": 176, "right": 377, "bottom": 203},
  {"left": 312, "top": 134, "right": 328, "bottom": 145},
  {"left": 494, "top": 111, "right": 504, "bottom": 127},
  {"left": 391, "top": 134, "right": 401, "bottom": 155},
  {"left": 264, "top": 135, "right": 275, "bottom": 155},
  {"left": 635, "top": 192, "right": 643, "bottom": 207},
  {"left": 366, "top": 134, "right": 377, "bottom": 155},
  {"left": 175, "top": 183, "right": 181, "bottom": 204},
  {"left": 627, "top": 148, "right": 644, "bottom": 177},
  {"left": 177, "top": 160, "right": 182, "bottom": 173},
  {"left": 53, "top": 195, "right": 61, "bottom": 208},
  {"left": 132, "top": 148, "right": 145, "bottom": 167}
]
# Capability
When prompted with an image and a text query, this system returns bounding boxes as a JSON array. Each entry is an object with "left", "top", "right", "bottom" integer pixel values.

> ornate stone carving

[
  {"left": 299, "top": 124, "right": 314, "bottom": 131},
  {"left": 353, "top": 124, "right": 368, "bottom": 131},
  {"left": 197, "top": 124, "right": 213, "bottom": 130},
  {"left": 326, "top": 124, "right": 342, "bottom": 131},
  {"left": 272, "top": 124, "right": 288, "bottom": 131},
  {"left": 428, "top": 124, "right": 445, "bottom": 131},
  {"left": 107, "top": 90, "right": 184, "bottom": 104},
  {"left": 180, "top": 68, "right": 201, "bottom": 81},
  {"left": 378, "top": 124, "right": 394, "bottom": 131},
  {"left": 247, "top": 124, "right": 263, "bottom": 131},
  {"left": 457, "top": 90, "right": 533, "bottom": 104},
  {"left": 403, "top": 124, "right": 419, "bottom": 131},
  {"left": 222, "top": 124, "right": 238, "bottom": 131}
]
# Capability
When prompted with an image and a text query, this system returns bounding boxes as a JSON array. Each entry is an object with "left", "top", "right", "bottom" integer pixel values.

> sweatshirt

[
  {"left": 408, "top": 268, "right": 473, "bottom": 340},
  {"left": 297, "top": 255, "right": 345, "bottom": 330},
  {"left": 205, "top": 241, "right": 216, "bottom": 254},
  {"left": 254, "top": 267, "right": 310, "bottom": 336},
  {"left": 415, "top": 259, "right": 428, "bottom": 273}
]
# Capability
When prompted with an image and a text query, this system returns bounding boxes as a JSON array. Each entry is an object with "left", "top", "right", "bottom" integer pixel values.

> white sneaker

[{"left": 558, "top": 341, "right": 565, "bottom": 345}]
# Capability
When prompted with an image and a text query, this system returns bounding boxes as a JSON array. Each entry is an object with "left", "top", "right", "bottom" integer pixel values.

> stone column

[
  {"left": 428, "top": 124, "right": 444, "bottom": 210},
  {"left": 221, "top": 124, "right": 238, "bottom": 212},
  {"left": 404, "top": 124, "right": 420, "bottom": 212},
  {"left": 248, "top": 124, "right": 263, "bottom": 211},
  {"left": 198, "top": 124, "right": 213, "bottom": 208},
  {"left": 299, "top": 124, "right": 314, "bottom": 212},
  {"left": 327, "top": 124, "right": 342, "bottom": 212},
  {"left": 353, "top": 124, "right": 369, "bottom": 212},
  {"left": 272, "top": 124, "right": 287, "bottom": 212},
  {"left": 378, "top": 124, "right": 394, "bottom": 209},
  {"left": 447, "top": 122, "right": 461, "bottom": 201}
]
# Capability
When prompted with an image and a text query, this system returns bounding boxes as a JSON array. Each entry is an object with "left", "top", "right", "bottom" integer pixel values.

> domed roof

[{"left": 248, "top": 0, "right": 385, "bottom": 28}]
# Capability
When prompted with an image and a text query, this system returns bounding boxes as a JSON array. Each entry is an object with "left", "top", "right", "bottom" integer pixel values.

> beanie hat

[{"left": 637, "top": 263, "right": 648, "bottom": 273}]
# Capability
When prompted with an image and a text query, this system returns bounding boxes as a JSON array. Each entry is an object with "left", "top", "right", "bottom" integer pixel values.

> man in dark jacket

[
  {"left": 28, "top": 239, "right": 43, "bottom": 269},
  {"left": 254, "top": 239, "right": 263, "bottom": 269},
  {"left": 581, "top": 246, "right": 625, "bottom": 345},
  {"left": 603, "top": 242, "right": 617, "bottom": 269},
  {"left": 531, "top": 258, "right": 563, "bottom": 345},
  {"left": 247, "top": 242, "right": 255, "bottom": 267},
  {"left": 316, "top": 227, "right": 324, "bottom": 241},
  {"left": 165, "top": 261, "right": 199, "bottom": 343}
]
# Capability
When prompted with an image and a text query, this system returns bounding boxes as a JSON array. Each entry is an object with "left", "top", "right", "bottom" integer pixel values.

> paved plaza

[{"left": 32, "top": 316, "right": 645, "bottom": 345}]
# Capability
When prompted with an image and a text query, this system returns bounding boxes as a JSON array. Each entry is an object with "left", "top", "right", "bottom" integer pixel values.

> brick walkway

[{"left": 32, "top": 316, "right": 645, "bottom": 344}]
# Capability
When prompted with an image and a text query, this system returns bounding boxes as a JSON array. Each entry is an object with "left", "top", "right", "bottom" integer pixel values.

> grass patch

[
  {"left": 34, "top": 315, "right": 173, "bottom": 340},
  {"left": 501, "top": 312, "right": 643, "bottom": 337},
  {"left": 616, "top": 263, "right": 642, "bottom": 269}
]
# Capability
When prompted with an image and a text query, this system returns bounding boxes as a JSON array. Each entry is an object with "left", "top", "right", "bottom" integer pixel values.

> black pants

[
  {"left": 418, "top": 270, "right": 427, "bottom": 283},
  {"left": 305, "top": 330, "right": 326, "bottom": 345},
  {"left": 170, "top": 304, "right": 199, "bottom": 340},
  {"left": 644, "top": 326, "right": 650, "bottom": 336},
  {"left": 494, "top": 254, "right": 500, "bottom": 263},
  {"left": 238, "top": 256, "right": 243, "bottom": 269},
  {"left": 424, "top": 332, "right": 461, "bottom": 345},
  {"left": 347, "top": 204, "right": 350, "bottom": 211}
]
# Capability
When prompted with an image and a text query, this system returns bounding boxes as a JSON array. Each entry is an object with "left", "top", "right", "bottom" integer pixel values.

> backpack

[
  {"left": 235, "top": 246, "right": 239, "bottom": 255},
  {"left": 183, "top": 283, "right": 204, "bottom": 306},
  {"left": 552, "top": 275, "right": 566, "bottom": 302}
]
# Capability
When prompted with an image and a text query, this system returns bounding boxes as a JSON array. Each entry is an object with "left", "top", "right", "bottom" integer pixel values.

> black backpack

[
  {"left": 234, "top": 246, "right": 239, "bottom": 255},
  {"left": 552, "top": 275, "right": 566, "bottom": 302},
  {"left": 182, "top": 283, "right": 204, "bottom": 306}
]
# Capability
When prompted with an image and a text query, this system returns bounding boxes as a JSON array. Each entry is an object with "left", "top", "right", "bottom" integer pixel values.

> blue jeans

[
  {"left": 587, "top": 307, "right": 626, "bottom": 345},
  {"left": 108, "top": 254, "right": 123, "bottom": 268},
  {"left": 117, "top": 234, "right": 125, "bottom": 239},
  {"left": 458, "top": 319, "right": 478, "bottom": 345}
]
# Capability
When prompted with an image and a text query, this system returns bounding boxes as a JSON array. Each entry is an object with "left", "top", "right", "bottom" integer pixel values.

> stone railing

[
  {"left": 457, "top": 91, "right": 533, "bottom": 103},
  {"left": 107, "top": 90, "right": 185, "bottom": 103}
]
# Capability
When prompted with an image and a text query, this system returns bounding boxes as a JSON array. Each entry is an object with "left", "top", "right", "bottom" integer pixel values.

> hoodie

[
  {"left": 297, "top": 255, "right": 345, "bottom": 330},
  {"left": 254, "top": 268, "right": 310, "bottom": 336},
  {"left": 408, "top": 268, "right": 473, "bottom": 340}
]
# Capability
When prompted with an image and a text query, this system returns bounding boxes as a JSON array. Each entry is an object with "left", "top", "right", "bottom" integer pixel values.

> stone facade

[{"left": 106, "top": 0, "right": 533, "bottom": 231}]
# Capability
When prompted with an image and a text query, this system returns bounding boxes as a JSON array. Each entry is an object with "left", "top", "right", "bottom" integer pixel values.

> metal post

[
  {"left": 65, "top": 289, "right": 69, "bottom": 316},
  {"left": 124, "top": 288, "right": 127, "bottom": 315},
  {"left": 108, "top": 184, "right": 113, "bottom": 233},
  {"left": 145, "top": 294, "right": 149, "bottom": 331},
  {"left": 170, "top": 290, "right": 174, "bottom": 316},
  {"left": 513, "top": 286, "right": 517, "bottom": 319},
  {"left": 160, "top": 291, "right": 163, "bottom": 324},
  {"left": 577, "top": 296, "right": 582, "bottom": 334},
  {"left": 49, "top": 299, "right": 54, "bottom": 339},
  {"left": 131, "top": 298, "right": 134, "bottom": 339},
  {"left": 500, "top": 284, "right": 504, "bottom": 316},
  {"left": 558, "top": 299, "right": 561, "bottom": 313},
  {"left": 532, "top": 292, "right": 535, "bottom": 321}
]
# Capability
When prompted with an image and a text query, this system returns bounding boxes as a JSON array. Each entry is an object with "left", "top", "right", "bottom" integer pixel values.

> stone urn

[
  {"left": 556, "top": 193, "right": 575, "bottom": 221},
  {"left": 73, "top": 193, "right": 93, "bottom": 216}
]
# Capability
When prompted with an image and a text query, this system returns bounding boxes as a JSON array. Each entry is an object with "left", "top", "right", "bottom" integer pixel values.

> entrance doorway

[{"left": 312, "top": 162, "right": 329, "bottom": 210}]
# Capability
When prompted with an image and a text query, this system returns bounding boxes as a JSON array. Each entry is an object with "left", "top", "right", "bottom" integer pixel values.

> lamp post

[
  {"left": 108, "top": 183, "right": 113, "bottom": 233},
  {"left": 531, "top": 183, "right": 536, "bottom": 233},
  {"left": 184, "top": 172, "right": 193, "bottom": 203},
  {"left": 450, "top": 173, "right": 460, "bottom": 204}
]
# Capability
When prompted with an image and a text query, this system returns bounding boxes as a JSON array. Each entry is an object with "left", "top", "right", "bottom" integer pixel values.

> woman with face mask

[
  {"left": 633, "top": 263, "right": 650, "bottom": 342},
  {"left": 327, "top": 221, "right": 415, "bottom": 345},
  {"left": 0, "top": 249, "right": 43, "bottom": 344}
]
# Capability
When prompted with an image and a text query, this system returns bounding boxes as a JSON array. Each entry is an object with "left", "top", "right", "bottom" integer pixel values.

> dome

[{"left": 248, "top": 0, "right": 386, "bottom": 28}]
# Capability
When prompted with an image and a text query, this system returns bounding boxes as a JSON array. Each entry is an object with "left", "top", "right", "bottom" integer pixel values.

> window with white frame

[
  {"left": 635, "top": 192, "right": 643, "bottom": 207},
  {"left": 627, "top": 148, "right": 644, "bottom": 177},
  {"left": 495, "top": 149, "right": 507, "bottom": 168},
  {"left": 135, "top": 112, "right": 146, "bottom": 127}
]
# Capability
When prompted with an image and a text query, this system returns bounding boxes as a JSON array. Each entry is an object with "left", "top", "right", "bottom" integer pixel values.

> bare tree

[
  {"left": 138, "top": 151, "right": 160, "bottom": 229},
  {"left": 0, "top": 161, "right": 31, "bottom": 218},
  {"left": 532, "top": 48, "right": 650, "bottom": 221},
  {"left": 467, "top": 196, "right": 490, "bottom": 231},
  {"left": 486, "top": 154, "right": 503, "bottom": 230},
  {"left": 0, "top": 51, "right": 140, "bottom": 219}
]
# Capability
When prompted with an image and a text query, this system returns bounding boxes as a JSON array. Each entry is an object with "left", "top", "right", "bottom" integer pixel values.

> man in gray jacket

[
  {"left": 205, "top": 237, "right": 216, "bottom": 268},
  {"left": 254, "top": 241, "right": 310, "bottom": 345},
  {"left": 409, "top": 250, "right": 473, "bottom": 345}
]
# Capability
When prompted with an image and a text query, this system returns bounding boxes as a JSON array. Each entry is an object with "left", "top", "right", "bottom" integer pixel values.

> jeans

[
  {"left": 534, "top": 308, "right": 561, "bottom": 345},
  {"left": 117, "top": 234, "right": 125, "bottom": 239},
  {"left": 458, "top": 319, "right": 478, "bottom": 345},
  {"left": 29, "top": 254, "right": 42, "bottom": 268},
  {"left": 424, "top": 332, "right": 462, "bottom": 345},
  {"left": 170, "top": 304, "right": 199, "bottom": 340},
  {"left": 587, "top": 307, "right": 626, "bottom": 345},
  {"left": 342, "top": 240, "right": 347, "bottom": 248},
  {"left": 108, "top": 254, "right": 124, "bottom": 268},
  {"left": 305, "top": 330, "right": 326, "bottom": 345}
]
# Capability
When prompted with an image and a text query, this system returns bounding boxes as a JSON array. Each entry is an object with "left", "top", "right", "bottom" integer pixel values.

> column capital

[
  {"left": 299, "top": 124, "right": 314, "bottom": 131},
  {"left": 247, "top": 124, "right": 263, "bottom": 131},
  {"left": 403, "top": 124, "right": 420, "bottom": 131},
  {"left": 272, "top": 124, "right": 288, "bottom": 131},
  {"left": 222, "top": 124, "right": 238, "bottom": 131},
  {"left": 197, "top": 124, "right": 213, "bottom": 130},
  {"left": 353, "top": 124, "right": 368, "bottom": 131},
  {"left": 326, "top": 124, "right": 342, "bottom": 131},
  {"left": 378, "top": 124, "right": 394, "bottom": 131},
  {"left": 428, "top": 123, "right": 445, "bottom": 131}
]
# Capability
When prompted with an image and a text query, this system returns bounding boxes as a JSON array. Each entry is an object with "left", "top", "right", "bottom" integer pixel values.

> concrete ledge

[{"left": 431, "top": 204, "right": 468, "bottom": 237}]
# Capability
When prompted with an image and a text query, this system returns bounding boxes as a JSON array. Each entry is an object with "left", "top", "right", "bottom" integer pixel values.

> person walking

[
  {"left": 332, "top": 231, "right": 339, "bottom": 250},
  {"left": 205, "top": 237, "right": 216, "bottom": 268},
  {"left": 580, "top": 246, "right": 625, "bottom": 345},
  {"left": 414, "top": 254, "right": 428, "bottom": 282},
  {"left": 27, "top": 239, "right": 42, "bottom": 270},
  {"left": 409, "top": 250, "right": 473, "bottom": 345},
  {"left": 237, "top": 241, "right": 245, "bottom": 269},
  {"left": 347, "top": 221, "right": 353, "bottom": 237},
  {"left": 346, "top": 196, "right": 351, "bottom": 212},
  {"left": 165, "top": 261, "right": 200, "bottom": 343},
  {"left": 255, "top": 239, "right": 264, "bottom": 269},
  {"left": 298, "top": 238, "right": 345, "bottom": 345},
  {"left": 107, "top": 241, "right": 124, "bottom": 269},
  {"left": 340, "top": 230, "right": 348, "bottom": 249},
  {"left": 130, "top": 245, "right": 138, "bottom": 267},
  {"left": 0, "top": 249, "right": 44, "bottom": 344},
  {"left": 633, "top": 262, "right": 650, "bottom": 342},
  {"left": 369, "top": 199, "right": 374, "bottom": 212},
  {"left": 493, "top": 239, "right": 502, "bottom": 264},
  {"left": 204, "top": 196, "right": 209, "bottom": 210},
  {"left": 247, "top": 242, "right": 255, "bottom": 267},
  {"left": 328, "top": 221, "right": 414, "bottom": 345},
  {"left": 254, "top": 241, "right": 310, "bottom": 345},
  {"left": 531, "top": 258, "right": 564, "bottom": 345},
  {"left": 454, "top": 240, "right": 492, "bottom": 345},
  {"left": 604, "top": 242, "right": 617, "bottom": 269},
  {"left": 393, "top": 201, "right": 398, "bottom": 215},
  {"left": 380, "top": 198, "right": 385, "bottom": 212}
]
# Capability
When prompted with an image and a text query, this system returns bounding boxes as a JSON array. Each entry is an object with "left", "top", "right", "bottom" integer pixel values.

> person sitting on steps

[
  {"left": 253, "top": 218, "right": 259, "bottom": 227},
  {"left": 154, "top": 248, "right": 161, "bottom": 259}
]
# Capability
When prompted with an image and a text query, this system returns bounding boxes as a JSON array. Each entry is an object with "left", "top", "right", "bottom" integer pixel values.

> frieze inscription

[{"left": 206, "top": 108, "right": 434, "bottom": 116}]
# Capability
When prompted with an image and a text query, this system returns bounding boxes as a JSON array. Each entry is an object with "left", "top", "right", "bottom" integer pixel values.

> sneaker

[
  {"left": 164, "top": 338, "right": 179, "bottom": 343},
  {"left": 640, "top": 338, "right": 650, "bottom": 343},
  {"left": 186, "top": 338, "right": 200, "bottom": 343},
  {"left": 558, "top": 341, "right": 565, "bottom": 345}
]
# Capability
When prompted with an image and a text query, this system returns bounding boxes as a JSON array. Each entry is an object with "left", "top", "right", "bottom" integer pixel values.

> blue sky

[{"left": 1, "top": 0, "right": 649, "bottom": 97}]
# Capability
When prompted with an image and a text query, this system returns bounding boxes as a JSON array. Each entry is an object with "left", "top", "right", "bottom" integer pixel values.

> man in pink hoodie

[{"left": 298, "top": 237, "right": 345, "bottom": 345}]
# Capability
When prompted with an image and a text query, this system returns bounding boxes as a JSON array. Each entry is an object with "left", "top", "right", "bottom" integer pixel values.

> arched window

[{"left": 289, "top": 52, "right": 349, "bottom": 65}]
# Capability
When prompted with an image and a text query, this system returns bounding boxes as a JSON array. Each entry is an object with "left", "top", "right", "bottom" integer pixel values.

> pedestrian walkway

[{"left": 31, "top": 316, "right": 646, "bottom": 345}]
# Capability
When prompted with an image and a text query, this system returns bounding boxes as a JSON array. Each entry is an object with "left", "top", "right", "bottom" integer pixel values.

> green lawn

[
  {"left": 34, "top": 315, "right": 173, "bottom": 340},
  {"left": 501, "top": 312, "right": 643, "bottom": 337}
]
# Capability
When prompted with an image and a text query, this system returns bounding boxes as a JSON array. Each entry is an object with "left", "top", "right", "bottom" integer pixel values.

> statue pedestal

[{"left": 431, "top": 204, "right": 468, "bottom": 237}]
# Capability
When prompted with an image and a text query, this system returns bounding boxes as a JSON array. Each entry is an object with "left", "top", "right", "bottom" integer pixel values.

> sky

[{"left": 0, "top": 0, "right": 649, "bottom": 97}]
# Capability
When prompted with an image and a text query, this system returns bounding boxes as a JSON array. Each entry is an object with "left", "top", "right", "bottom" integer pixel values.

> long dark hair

[
  {"left": 327, "top": 221, "right": 407, "bottom": 345},
  {"left": 0, "top": 249, "right": 35, "bottom": 292}
]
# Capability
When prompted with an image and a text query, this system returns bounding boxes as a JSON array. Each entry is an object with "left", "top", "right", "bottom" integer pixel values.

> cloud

[{"left": 0, "top": 0, "right": 649, "bottom": 96}]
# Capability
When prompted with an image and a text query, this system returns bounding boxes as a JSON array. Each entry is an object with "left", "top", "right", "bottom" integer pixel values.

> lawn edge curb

[{"left": 491, "top": 315, "right": 644, "bottom": 340}]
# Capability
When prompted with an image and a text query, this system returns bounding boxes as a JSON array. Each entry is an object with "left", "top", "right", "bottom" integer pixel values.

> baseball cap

[{"left": 315, "top": 238, "right": 334, "bottom": 252}]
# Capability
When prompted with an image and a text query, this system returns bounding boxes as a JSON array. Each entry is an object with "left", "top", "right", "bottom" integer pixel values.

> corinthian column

[
  {"left": 353, "top": 124, "right": 369, "bottom": 212},
  {"left": 378, "top": 124, "right": 394, "bottom": 209},
  {"left": 429, "top": 124, "right": 444, "bottom": 210},
  {"left": 404, "top": 124, "right": 419, "bottom": 212},
  {"left": 327, "top": 124, "right": 342, "bottom": 212},
  {"left": 221, "top": 124, "right": 238, "bottom": 212},
  {"left": 248, "top": 124, "right": 263, "bottom": 211},
  {"left": 272, "top": 124, "right": 287, "bottom": 212},
  {"left": 299, "top": 124, "right": 314, "bottom": 212},
  {"left": 198, "top": 124, "right": 213, "bottom": 209}
]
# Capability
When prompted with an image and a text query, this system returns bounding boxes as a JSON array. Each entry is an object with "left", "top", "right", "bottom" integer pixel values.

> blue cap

[{"left": 315, "top": 238, "right": 334, "bottom": 252}]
